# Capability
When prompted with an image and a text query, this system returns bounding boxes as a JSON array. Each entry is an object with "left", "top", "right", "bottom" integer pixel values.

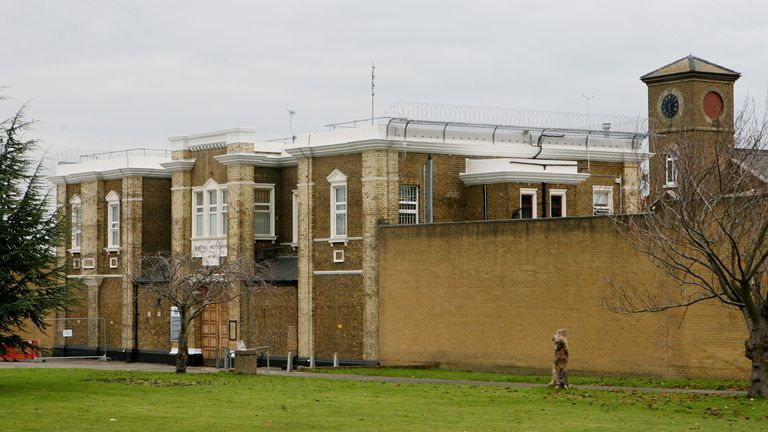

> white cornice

[
  {"left": 460, "top": 171, "right": 591, "bottom": 186},
  {"left": 48, "top": 168, "right": 171, "bottom": 185},
  {"left": 160, "top": 159, "right": 197, "bottom": 172},
  {"left": 286, "top": 138, "right": 648, "bottom": 162},
  {"left": 169, "top": 128, "right": 258, "bottom": 152},
  {"left": 214, "top": 153, "right": 297, "bottom": 167}
]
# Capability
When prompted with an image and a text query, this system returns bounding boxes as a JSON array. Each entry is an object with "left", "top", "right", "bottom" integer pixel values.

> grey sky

[{"left": 2, "top": 0, "right": 767, "bottom": 160}]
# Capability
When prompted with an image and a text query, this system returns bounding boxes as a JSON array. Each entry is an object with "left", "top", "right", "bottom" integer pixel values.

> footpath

[{"left": 0, "top": 359, "right": 746, "bottom": 396}]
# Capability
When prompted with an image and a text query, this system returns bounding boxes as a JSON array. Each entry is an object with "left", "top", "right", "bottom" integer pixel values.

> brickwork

[
  {"left": 98, "top": 278, "right": 123, "bottom": 348},
  {"left": 313, "top": 274, "right": 364, "bottom": 359},
  {"left": 141, "top": 178, "right": 171, "bottom": 255},
  {"left": 136, "top": 288, "right": 172, "bottom": 351},
  {"left": 191, "top": 148, "right": 228, "bottom": 187},
  {"left": 361, "top": 150, "right": 399, "bottom": 360},
  {"left": 226, "top": 157, "right": 255, "bottom": 351},
  {"left": 296, "top": 156, "right": 314, "bottom": 358},
  {"left": 241, "top": 285, "right": 298, "bottom": 355},
  {"left": 377, "top": 217, "right": 749, "bottom": 379},
  {"left": 121, "top": 177, "right": 143, "bottom": 349}
]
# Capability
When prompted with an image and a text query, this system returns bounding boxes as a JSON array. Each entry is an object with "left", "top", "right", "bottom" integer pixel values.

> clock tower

[{"left": 640, "top": 55, "right": 740, "bottom": 192}]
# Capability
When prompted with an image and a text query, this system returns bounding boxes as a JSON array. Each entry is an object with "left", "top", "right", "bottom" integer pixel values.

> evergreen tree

[{"left": 0, "top": 101, "right": 73, "bottom": 355}]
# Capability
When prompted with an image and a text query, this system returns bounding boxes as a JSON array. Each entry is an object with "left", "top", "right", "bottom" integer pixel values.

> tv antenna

[
  {"left": 287, "top": 109, "right": 296, "bottom": 141},
  {"left": 371, "top": 61, "right": 375, "bottom": 125},
  {"left": 581, "top": 92, "right": 595, "bottom": 128}
]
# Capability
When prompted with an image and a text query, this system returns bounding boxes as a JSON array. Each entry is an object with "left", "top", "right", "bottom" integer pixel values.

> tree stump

[{"left": 547, "top": 329, "right": 571, "bottom": 390}]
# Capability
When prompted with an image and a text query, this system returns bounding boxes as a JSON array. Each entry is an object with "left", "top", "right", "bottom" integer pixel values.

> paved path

[{"left": 0, "top": 359, "right": 746, "bottom": 396}]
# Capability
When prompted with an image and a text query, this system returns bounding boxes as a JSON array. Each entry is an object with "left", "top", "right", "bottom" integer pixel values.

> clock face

[{"left": 661, "top": 93, "right": 679, "bottom": 119}]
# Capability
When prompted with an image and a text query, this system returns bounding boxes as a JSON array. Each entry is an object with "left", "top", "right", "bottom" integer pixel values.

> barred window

[
  {"left": 399, "top": 185, "right": 418, "bottom": 225},
  {"left": 593, "top": 186, "right": 613, "bottom": 215}
]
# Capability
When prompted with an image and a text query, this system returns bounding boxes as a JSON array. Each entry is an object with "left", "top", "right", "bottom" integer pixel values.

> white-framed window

[
  {"left": 399, "top": 185, "right": 419, "bottom": 225},
  {"left": 191, "top": 179, "right": 228, "bottom": 239},
  {"left": 69, "top": 195, "right": 82, "bottom": 253},
  {"left": 254, "top": 184, "right": 275, "bottom": 239},
  {"left": 519, "top": 188, "right": 538, "bottom": 219},
  {"left": 593, "top": 186, "right": 614, "bottom": 215},
  {"left": 291, "top": 190, "right": 299, "bottom": 246},
  {"left": 221, "top": 190, "right": 228, "bottom": 236},
  {"left": 549, "top": 189, "right": 567, "bottom": 218},
  {"left": 665, "top": 153, "right": 677, "bottom": 188},
  {"left": 327, "top": 169, "right": 348, "bottom": 239},
  {"left": 105, "top": 191, "right": 120, "bottom": 250}
]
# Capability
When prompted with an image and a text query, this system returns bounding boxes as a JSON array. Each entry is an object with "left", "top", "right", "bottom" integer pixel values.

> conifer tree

[{"left": 0, "top": 101, "right": 72, "bottom": 355}]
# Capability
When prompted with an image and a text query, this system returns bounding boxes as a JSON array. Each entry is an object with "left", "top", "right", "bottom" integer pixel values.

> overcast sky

[{"left": 2, "top": 0, "right": 767, "bottom": 161}]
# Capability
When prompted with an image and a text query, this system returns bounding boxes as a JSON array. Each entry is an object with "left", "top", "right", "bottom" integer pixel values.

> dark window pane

[
  {"left": 521, "top": 194, "right": 533, "bottom": 219},
  {"left": 551, "top": 195, "right": 562, "bottom": 217}
]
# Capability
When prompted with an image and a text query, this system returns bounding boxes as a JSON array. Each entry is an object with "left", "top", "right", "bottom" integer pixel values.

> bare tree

[
  {"left": 613, "top": 103, "right": 768, "bottom": 397},
  {"left": 129, "top": 252, "right": 270, "bottom": 373}
]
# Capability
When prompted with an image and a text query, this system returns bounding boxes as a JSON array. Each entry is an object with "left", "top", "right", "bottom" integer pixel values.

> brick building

[{"left": 47, "top": 56, "right": 753, "bottom": 377}]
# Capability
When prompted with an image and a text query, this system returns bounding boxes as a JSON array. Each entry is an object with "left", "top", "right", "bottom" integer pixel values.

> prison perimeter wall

[{"left": 378, "top": 216, "right": 749, "bottom": 379}]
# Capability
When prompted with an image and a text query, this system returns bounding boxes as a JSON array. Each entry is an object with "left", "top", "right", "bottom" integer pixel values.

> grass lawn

[
  {"left": 312, "top": 367, "right": 749, "bottom": 391},
  {"left": 1, "top": 368, "right": 766, "bottom": 431}
]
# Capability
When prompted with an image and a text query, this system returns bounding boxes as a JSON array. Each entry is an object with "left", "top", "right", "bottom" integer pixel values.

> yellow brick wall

[{"left": 378, "top": 216, "right": 749, "bottom": 379}]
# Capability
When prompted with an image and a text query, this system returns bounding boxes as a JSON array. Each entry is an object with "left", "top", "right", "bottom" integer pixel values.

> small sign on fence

[{"left": 62, "top": 329, "right": 73, "bottom": 337}]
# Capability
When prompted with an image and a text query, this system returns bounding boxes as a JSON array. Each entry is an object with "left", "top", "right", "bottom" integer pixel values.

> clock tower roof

[{"left": 640, "top": 55, "right": 740, "bottom": 84}]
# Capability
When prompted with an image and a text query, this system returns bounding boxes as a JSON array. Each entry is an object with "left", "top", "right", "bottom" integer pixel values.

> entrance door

[{"left": 201, "top": 303, "right": 228, "bottom": 366}]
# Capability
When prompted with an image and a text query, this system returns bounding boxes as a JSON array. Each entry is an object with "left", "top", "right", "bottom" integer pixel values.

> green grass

[
  {"left": 1, "top": 369, "right": 766, "bottom": 431},
  {"left": 312, "top": 367, "right": 749, "bottom": 391}
]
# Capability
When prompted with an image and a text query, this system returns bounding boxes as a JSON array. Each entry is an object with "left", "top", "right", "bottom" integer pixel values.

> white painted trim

[
  {"left": 160, "top": 159, "right": 196, "bottom": 172},
  {"left": 253, "top": 185, "right": 275, "bottom": 238},
  {"left": 461, "top": 171, "right": 589, "bottom": 186},
  {"left": 592, "top": 185, "right": 614, "bottom": 215},
  {"left": 519, "top": 188, "right": 538, "bottom": 219},
  {"left": 549, "top": 189, "right": 567, "bottom": 218},
  {"left": 313, "top": 270, "right": 363, "bottom": 275},
  {"left": 333, "top": 250, "right": 345, "bottom": 263},
  {"left": 313, "top": 237, "right": 363, "bottom": 243},
  {"left": 286, "top": 137, "right": 649, "bottom": 163},
  {"left": 170, "top": 348, "right": 202, "bottom": 355},
  {"left": 106, "top": 191, "right": 120, "bottom": 249},
  {"left": 291, "top": 190, "right": 299, "bottom": 246},
  {"left": 328, "top": 171, "right": 348, "bottom": 240},
  {"left": 66, "top": 274, "right": 123, "bottom": 279}
]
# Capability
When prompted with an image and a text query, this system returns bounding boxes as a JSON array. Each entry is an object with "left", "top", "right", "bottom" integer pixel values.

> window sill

[
  {"left": 328, "top": 237, "right": 349, "bottom": 245},
  {"left": 255, "top": 236, "right": 277, "bottom": 243},
  {"left": 663, "top": 183, "right": 677, "bottom": 189},
  {"left": 68, "top": 248, "right": 81, "bottom": 255},
  {"left": 104, "top": 247, "right": 121, "bottom": 254}
]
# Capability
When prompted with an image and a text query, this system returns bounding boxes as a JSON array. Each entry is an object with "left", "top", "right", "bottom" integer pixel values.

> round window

[{"left": 703, "top": 91, "right": 724, "bottom": 119}]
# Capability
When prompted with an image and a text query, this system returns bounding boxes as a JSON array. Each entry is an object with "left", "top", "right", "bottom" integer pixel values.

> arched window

[{"left": 665, "top": 153, "right": 677, "bottom": 188}]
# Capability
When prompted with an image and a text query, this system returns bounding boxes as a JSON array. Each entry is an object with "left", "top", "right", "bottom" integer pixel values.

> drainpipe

[
  {"left": 427, "top": 155, "right": 434, "bottom": 223},
  {"left": 482, "top": 185, "right": 488, "bottom": 221},
  {"left": 541, "top": 182, "right": 547, "bottom": 218}
]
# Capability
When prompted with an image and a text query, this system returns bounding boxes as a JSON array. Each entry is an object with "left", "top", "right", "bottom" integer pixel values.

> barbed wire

[{"left": 384, "top": 101, "right": 648, "bottom": 134}]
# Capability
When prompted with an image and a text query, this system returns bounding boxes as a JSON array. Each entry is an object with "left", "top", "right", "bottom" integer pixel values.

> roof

[
  {"left": 641, "top": 55, "right": 740, "bottom": 83},
  {"left": 733, "top": 148, "right": 768, "bottom": 183},
  {"left": 264, "top": 256, "right": 298, "bottom": 283}
]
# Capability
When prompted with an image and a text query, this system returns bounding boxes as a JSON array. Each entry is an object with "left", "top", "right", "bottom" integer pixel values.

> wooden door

[{"left": 201, "top": 303, "right": 228, "bottom": 366}]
